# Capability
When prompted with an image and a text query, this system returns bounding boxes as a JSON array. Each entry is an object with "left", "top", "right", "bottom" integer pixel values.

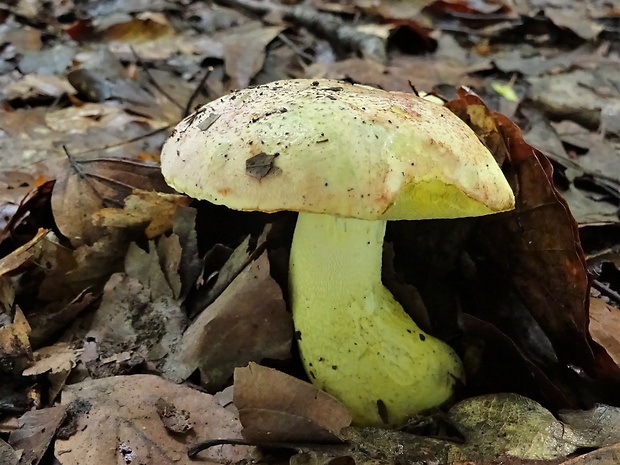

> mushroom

[{"left": 160, "top": 79, "right": 515, "bottom": 427}]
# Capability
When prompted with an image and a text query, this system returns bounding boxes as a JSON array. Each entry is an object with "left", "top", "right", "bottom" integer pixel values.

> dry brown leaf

[
  {"left": 446, "top": 90, "right": 620, "bottom": 388},
  {"left": 22, "top": 343, "right": 82, "bottom": 376},
  {"left": 0, "top": 276, "right": 14, "bottom": 312},
  {"left": 45, "top": 103, "right": 151, "bottom": 133},
  {"left": 21, "top": 343, "right": 83, "bottom": 402},
  {"left": 560, "top": 443, "right": 620, "bottom": 465},
  {"left": 93, "top": 190, "right": 191, "bottom": 239},
  {"left": 54, "top": 375, "right": 256, "bottom": 465},
  {"left": 188, "top": 224, "right": 270, "bottom": 319},
  {"left": 8, "top": 405, "right": 67, "bottom": 465},
  {"left": 234, "top": 363, "right": 352, "bottom": 443},
  {"left": 28, "top": 295, "right": 96, "bottom": 351},
  {"left": 3, "top": 74, "right": 75, "bottom": 100},
  {"left": 589, "top": 298, "right": 620, "bottom": 368},
  {"left": 0, "top": 228, "right": 48, "bottom": 277},
  {"left": 163, "top": 252, "right": 291, "bottom": 390},
  {"left": 0, "top": 307, "right": 32, "bottom": 358},
  {"left": 0, "top": 25, "right": 42, "bottom": 52},
  {"left": 218, "top": 23, "right": 284, "bottom": 88},
  {"left": 543, "top": 7, "right": 603, "bottom": 41},
  {"left": 100, "top": 12, "right": 176, "bottom": 42},
  {"left": 51, "top": 155, "right": 174, "bottom": 246}
]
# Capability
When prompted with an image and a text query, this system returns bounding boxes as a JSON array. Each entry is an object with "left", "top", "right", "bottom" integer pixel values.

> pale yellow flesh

[{"left": 289, "top": 212, "right": 465, "bottom": 427}]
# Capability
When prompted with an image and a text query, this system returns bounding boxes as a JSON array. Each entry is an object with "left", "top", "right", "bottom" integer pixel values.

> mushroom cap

[{"left": 161, "top": 79, "right": 515, "bottom": 220}]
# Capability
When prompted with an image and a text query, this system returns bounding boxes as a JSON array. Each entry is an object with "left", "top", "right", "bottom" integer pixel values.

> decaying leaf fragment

[
  {"left": 22, "top": 343, "right": 83, "bottom": 401},
  {"left": 54, "top": 375, "right": 255, "bottom": 465},
  {"left": 448, "top": 393, "right": 583, "bottom": 462},
  {"left": 246, "top": 152, "right": 280, "bottom": 179}
]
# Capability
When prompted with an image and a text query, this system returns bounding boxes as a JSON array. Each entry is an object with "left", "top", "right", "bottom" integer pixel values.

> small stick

[{"left": 183, "top": 66, "right": 214, "bottom": 118}]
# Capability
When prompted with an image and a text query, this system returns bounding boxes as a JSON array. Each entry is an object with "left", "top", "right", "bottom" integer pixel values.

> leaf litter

[{"left": 0, "top": 0, "right": 619, "bottom": 464}]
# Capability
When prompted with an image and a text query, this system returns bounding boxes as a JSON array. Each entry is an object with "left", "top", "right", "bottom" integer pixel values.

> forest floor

[{"left": 0, "top": 0, "right": 619, "bottom": 464}]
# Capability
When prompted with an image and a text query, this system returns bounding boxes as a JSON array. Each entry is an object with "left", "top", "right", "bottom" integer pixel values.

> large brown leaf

[{"left": 446, "top": 89, "right": 620, "bottom": 389}]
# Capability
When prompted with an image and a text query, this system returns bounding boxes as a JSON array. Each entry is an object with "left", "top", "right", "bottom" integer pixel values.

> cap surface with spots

[{"left": 160, "top": 79, "right": 515, "bottom": 220}]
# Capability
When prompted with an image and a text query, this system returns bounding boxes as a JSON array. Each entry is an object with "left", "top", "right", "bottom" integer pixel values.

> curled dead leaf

[{"left": 234, "top": 363, "right": 352, "bottom": 443}]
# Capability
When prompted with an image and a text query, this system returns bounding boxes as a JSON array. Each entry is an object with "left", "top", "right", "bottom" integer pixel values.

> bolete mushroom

[{"left": 160, "top": 79, "right": 515, "bottom": 427}]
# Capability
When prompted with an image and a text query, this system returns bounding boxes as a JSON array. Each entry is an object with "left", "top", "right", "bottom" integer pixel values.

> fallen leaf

[
  {"left": 28, "top": 291, "right": 97, "bottom": 349},
  {"left": 18, "top": 43, "right": 75, "bottom": 75},
  {"left": 0, "top": 439, "right": 18, "bottom": 465},
  {"left": 155, "top": 398, "right": 193, "bottom": 434},
  {"left": 51, "top": 154, "right": 174, "bottom": 246},
  {"left": 93, "top": 190, "right": 191, "bottom": 239},
  {"left": 54, "top": 375, "right": 256, "bottom": 465},
  {"left": 0, "top": 228, "right": 49, "bottom": 277},
  {"left": 8, "top": 405, "right": 67, "bottom": 465},
  {"left": 559, "top": 404, "right": 620, "bottom": 448},
  {"left": 169, "top": 205, "right": 201, "bottom": 300},
  {"left": 0, "top": 307, "right": 31, "bottom": 359},
  {"left": 22, "top": 343, "right": 82, "bottom": 376},
  {"left": 0, "top": 25, "right": 42, "bottom": 52},
  {"left": 100, "top": 12, "right": 176, "bottom": 42},
  {"left": 353, "top": 0, "right": 434, "bottom": 20},
  {"left": 0, "top": 179, "right": 54, "bottom": 244},
  {"left": 246, "top": 152, "right": 280, "bottom": 179},
  {"left": 234, "top": 363, "right": 352, "bottom": 442},
  {"left": 3, "top": 74, "right": 75, "bottom": 100},
  {"left": 543, "top": 7, "right": 603, "bottom": 41},
  {"left": 163, "top": 252, "right": 291, "bottom": 390},
  {"left": 446, "top": 90, "right": 620, "bottom": 387},
  {"left": 448, "top": 393, "right": 582, "bottom": 461},
  {"left": 560, "top": 443, "right": 620, "bottom": 465},
  {"left": 526, "top": 66, "right": 620, "bottom": 129},
  {"left": 306, "top": 42, "right": 486, "bottom": 94},
  {"left": 588, "top": 297, "right": 620, "bottom": 370},
  {"left": 188, "top": 225, "right": 271, "bottom": 317},
  {"left": 86, "top": 241, "right": 185, "bottom": 362},
  {"left": 217, "top": 22, "right": 284, "bottom": 88}
]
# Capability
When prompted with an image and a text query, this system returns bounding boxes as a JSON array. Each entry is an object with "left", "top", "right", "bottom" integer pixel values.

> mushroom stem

[{"left": 289, "top": 212, "right": 464, "bottom": 426}]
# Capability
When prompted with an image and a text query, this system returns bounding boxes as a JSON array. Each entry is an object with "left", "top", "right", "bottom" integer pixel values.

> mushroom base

[{"left": 289, "top": 212, "right": 465, "bottom": 427}]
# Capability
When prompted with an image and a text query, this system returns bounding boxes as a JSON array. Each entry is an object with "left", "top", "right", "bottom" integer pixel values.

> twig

[
  {"left": 217, "top": 0, "right": 387, "bottom": 64},
  {"left": 73, "top": 126, "right": 170, "bottom": 155},
  {"left": 592, "top": 279, "right": 620, "bottom": 305},
  {"left": 187, "top": 438, "right": 299, "bottom": 459},
  {"left": 183, "top": 66, "right": 213, "bottom": 118},
  {"left": 187, "top": 437, "right": 345, "bottom": 459},
  {"left": 129, "top": 46, "right": 185, "bottom": 111},
  {"left": 277, "top": 32, "right": 314, "bottom": 62}
]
